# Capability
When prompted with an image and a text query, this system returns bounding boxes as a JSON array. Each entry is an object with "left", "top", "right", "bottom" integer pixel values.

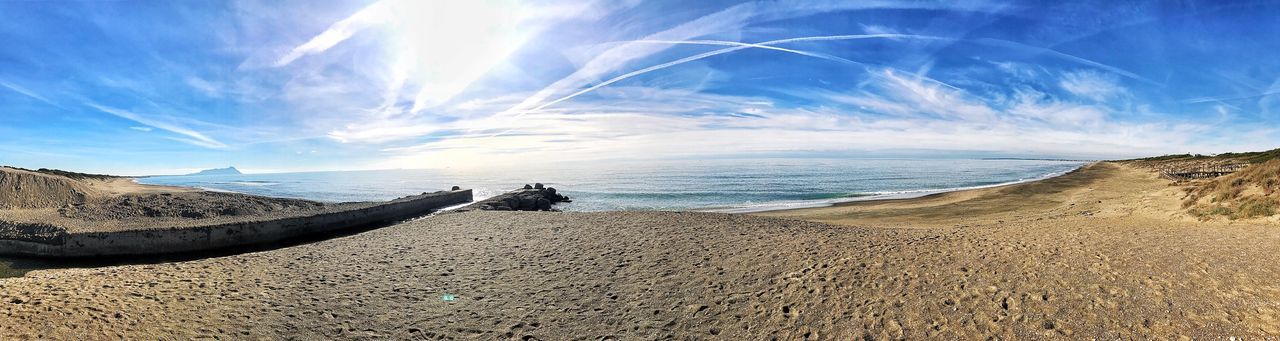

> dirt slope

[{"left": 0, "top": 167, "right": 97, "bottom": 210}]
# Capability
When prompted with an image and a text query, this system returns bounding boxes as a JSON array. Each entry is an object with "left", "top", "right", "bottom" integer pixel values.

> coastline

[{"left": 702, "top": 161, "right": 1090, "bottom": 214}]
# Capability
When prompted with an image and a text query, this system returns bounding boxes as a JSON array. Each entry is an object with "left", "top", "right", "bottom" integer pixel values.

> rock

[
  {"left": 519, "top": 196, "right": 537, "bottom": 210},
  {"left": 456, "top": 181, "right": 570, "bottom": 212},
  {"left": 451, "top": 186, "right": 461, "bottom": 191}
]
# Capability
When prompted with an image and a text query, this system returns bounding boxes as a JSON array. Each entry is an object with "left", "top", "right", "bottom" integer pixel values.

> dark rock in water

[
  {"left": 454, "top": 182, "right": 572, "bottom": 212},
  {"left": 451, "top": 186, "right": 461, "bottom": 191}
]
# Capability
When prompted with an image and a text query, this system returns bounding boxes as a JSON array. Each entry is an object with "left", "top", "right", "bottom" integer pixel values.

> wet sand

[{"left": 2, "top": 162, "right": 1279, "bottom": 338}]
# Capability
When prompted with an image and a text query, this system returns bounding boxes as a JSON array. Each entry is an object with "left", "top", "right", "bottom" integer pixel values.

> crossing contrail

[
  {"left": 627, "top": 39, "right": 963, "bottom": 91},
  {"left": 525, "top": 33, "right": 1158, "bottom": 114},
  {"left": 531, "top": 34, "right": 945, "bottom": 112}
]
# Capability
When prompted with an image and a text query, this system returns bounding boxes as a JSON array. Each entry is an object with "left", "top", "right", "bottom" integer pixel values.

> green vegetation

[
  {"left": 2, "top": 166, "right": 117, "bottom": 180},
  {"left": 1183, "top": 158, "right": 1280, "bottom": 220},
  {"left": 1132, "top": 148, "right": 1280, "bottom": 164}
]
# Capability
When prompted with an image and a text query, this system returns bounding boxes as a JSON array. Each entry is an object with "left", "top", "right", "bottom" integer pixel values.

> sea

[{"left": 137, "top": 158, "right": 1086, "bottom": 213}]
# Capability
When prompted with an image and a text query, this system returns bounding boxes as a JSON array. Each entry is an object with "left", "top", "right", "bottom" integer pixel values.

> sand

[
  {"left": 2, "top": 162, "right": 1279, "bottom": 339},
  {"left": 0, "top": 167, "right": 367, "bottom": 234}
]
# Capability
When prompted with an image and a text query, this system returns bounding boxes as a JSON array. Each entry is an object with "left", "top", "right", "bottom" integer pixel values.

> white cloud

[
  {"left": 185, "top": 77, "right": 222, "bottom": 98},
  {"left": 505, "top": 0, "right": 1011, "bottom": 114},
  {"left": 272, "top": 1, "right": 393, "bottom": 67},
  {"left": 358, "top": 77, "right": 1251, "bottom": 170},
  {"left": 1060, "top": 70, "right": 1125, "bottom": 102},
  {"left": 1007, "top": 89, "right": 1106, "bottom": 127}
]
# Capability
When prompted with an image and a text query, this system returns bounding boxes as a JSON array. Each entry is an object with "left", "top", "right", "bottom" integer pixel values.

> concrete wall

[{"left": 0, "top": 189, "right": 472, "bottom": 258}]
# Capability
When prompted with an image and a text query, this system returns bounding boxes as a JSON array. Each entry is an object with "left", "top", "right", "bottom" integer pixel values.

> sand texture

[
  {"left": 0, "top": 167, "right": 365, "bottom": 233},
  {"left": 2, "top": 162, "right": 1279, "bottom": 339}
]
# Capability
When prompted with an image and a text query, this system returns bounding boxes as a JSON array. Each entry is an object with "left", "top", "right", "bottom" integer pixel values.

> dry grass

[{"left": 1183, "top": 159, "right": 1280, "bottom": 220}]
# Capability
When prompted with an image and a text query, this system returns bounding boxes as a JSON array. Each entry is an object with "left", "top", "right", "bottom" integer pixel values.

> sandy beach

[{"left": 2, "top": 162, "right": 1279, "bottom": 339}]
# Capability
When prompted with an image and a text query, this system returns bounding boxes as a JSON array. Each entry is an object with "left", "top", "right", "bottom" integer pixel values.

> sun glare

[{"left": 382, "top": 0, "right": 530, "bottom": 112}]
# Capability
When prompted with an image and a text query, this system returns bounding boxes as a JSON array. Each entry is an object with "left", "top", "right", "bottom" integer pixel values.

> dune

[
  {"left": 0, "top": 167, "right": 470, "bottom": 257},
  {"left": 0, "top": 167, "right": 98, "bottom": 210},
  {"left": 1179, "top": 159, "right": 1280, "bottom": 220}
]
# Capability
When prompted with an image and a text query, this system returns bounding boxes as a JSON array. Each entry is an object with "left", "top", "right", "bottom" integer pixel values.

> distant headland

[{"left": 188, "top": 167, "right": 242, "bottom": 176}]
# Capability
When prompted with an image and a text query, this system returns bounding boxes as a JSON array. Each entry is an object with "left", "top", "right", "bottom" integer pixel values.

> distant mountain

[{"left": 188, "top": 167, "right": 242, "bottom": 176}]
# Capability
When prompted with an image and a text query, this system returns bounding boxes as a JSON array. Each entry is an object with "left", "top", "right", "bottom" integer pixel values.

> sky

[{"left": 3, "top": 0, "right": 1280, "bottom": 175}]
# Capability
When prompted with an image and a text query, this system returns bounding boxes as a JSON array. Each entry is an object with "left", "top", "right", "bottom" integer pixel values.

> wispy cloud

[
  {"left": 0, "top": 80, "right": 60, "bottom": 107},
  {"left": 88, "top": 103, "right": 228, "bottom": 149},
  {"left": 520, "top": 31, "right": 1151, "bottom": 115},
  {"left": 1059, "top": 70, "right": 1126, "bottom": 102},
  {"left": 1183, "top": 89, "right": 1280, "bottom": 104},
  {"left": 272, "top": 1, "right": 392, "bottom": 67},
  {"left": 6, "top": 0, "right": 1279, "bottom": 173},
  {"left": 184, "top": 77, "right": 222, "bottom": 98},
  {"left": 524, "top": 34, "right": 951, "bottom": 113}
]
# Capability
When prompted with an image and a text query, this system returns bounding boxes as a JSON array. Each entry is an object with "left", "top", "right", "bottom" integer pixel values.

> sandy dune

[
  {"left": 2, "top": 162, "right": 1279, "bottom": 339},
  {"left": 0, "top": 167, "right": 359, "bottom": 234}
]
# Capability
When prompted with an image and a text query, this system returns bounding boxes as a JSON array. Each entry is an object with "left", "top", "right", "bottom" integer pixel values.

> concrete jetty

[{"left": 0, "top": 189, "right": 472, "bottom": 257}]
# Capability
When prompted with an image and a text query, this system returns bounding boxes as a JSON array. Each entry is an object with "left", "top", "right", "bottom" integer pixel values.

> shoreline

[{"left": 701, "top": 162, "right": 1090, "bottom": 214}]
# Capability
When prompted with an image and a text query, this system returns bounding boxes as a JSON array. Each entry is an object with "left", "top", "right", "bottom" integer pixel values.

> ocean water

[{"left": 137, "top": 158, "right": 1085, "bottom": 212}]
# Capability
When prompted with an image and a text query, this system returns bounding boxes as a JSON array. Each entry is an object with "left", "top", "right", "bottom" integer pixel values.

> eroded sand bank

[
  {"left": 1, "top": 163, "right": 1279, "bottom": 339},
  {"left": 0, "top": 167, "right": 473, "bottom": 257}
]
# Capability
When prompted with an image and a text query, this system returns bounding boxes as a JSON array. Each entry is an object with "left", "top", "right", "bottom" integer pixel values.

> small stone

[
  {"left": 534, "top": 183, "right": 544, "bottom": 189},
  {"left": 451, "top": 186, "right": 461, "bottom": 191}
]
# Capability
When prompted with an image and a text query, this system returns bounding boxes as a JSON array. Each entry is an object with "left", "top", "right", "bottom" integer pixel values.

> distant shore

[{"left": 703, "top": 162, "right": 1089, "bottom": 214}]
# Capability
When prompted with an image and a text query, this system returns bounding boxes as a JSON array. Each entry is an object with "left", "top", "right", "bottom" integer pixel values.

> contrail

[
  {"left": 970, "top": 38, "right": 1162, "bottom": 86},
  {"left": 532, "top": 34, "right": 944, "bottom": 112},
  {"left": 629, "top": 39, "right": 867, "bottom": 66},
  {"left": 1183, "top": 89, "right": 1280, "bottom": 103},
  {"left": 526, "top": 33, "right": 1158, "bottom": 113},
  {"left": 628, "top": 39, "right": 963, "bottom": 91}
]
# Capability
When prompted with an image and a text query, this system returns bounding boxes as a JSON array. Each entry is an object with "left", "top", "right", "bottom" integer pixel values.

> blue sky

[{"left": 3, "top": 0, "right": 1280, "bottom": 174}]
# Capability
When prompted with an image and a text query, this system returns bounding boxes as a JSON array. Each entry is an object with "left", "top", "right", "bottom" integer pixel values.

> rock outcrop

[{"left": 461, "top": 184, "right": 571, "bottom": 212}]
